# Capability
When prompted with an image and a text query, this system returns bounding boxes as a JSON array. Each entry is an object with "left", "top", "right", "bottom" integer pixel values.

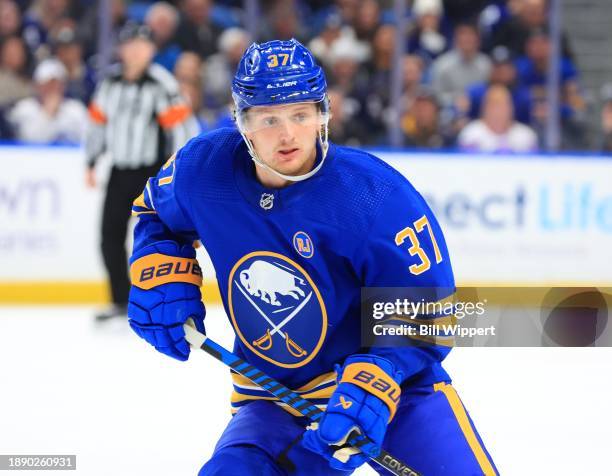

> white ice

[{"left": 0, "top": 306, "right": 610, "bottom": 475}]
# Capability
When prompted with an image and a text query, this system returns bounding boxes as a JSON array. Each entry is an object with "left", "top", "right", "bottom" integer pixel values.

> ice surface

[{"left": 0, "top": 306, "right": 610, "bottom": 475}]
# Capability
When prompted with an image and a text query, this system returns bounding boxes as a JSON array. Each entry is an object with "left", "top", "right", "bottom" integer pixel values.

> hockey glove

[
  {"left": 127, "top": 241, "right": 205, "bottom": 361},
  {"left": 302, "top": 354, "right": 402, "bottom": 470}
]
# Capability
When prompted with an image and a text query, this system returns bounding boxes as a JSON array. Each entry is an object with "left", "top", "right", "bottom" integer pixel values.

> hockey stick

[{"left": 183, "top": 321, "right": 421, "bottom": 476}]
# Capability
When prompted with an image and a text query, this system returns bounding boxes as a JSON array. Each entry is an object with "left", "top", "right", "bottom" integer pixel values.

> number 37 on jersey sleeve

[
  {"left": 395, "top": 215, "right": 444, "bottom": 276},
  {"left": 359, "top": 186, "right": 453, "bottom": 287}
]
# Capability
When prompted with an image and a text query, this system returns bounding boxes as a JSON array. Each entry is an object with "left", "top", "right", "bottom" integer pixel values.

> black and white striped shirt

[{"left": 86, "top": 63, "right": 198, "bottom": 169}]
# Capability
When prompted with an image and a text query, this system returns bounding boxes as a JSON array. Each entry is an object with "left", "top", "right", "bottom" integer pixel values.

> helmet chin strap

[{"left": 239, "top": 122, "right": 330, "bottom": 183}]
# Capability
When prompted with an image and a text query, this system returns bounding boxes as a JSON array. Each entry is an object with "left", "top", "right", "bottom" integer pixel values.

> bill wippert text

[{"left": 372, "top": 323, "right": 496, "bottom": 338}]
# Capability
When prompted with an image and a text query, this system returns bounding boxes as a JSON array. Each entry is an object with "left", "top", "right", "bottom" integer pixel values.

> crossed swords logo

[{"left": 235, "top": 280, "right": 312, "bottom": 358}]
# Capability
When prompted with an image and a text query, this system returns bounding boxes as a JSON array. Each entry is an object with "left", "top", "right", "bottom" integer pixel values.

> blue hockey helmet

[
  {"left": 232, "top": 39, "right": 328, "bottom": 114},
  {"left": 232, "top": 39, "right": 331, "bottom": 183}
]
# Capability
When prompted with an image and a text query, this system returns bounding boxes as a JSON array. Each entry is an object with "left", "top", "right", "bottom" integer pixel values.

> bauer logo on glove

[
  {"left": 301, "top": 354, "right": 403, "bottom": 471},
  {"left": 130, "top": 253, "right": 203, "bottom": 290},
  {"left": 127, "top": 242, "right": 206, "bottom": 361},
  {"left": 341, "top": 362, "right": 402, "bottom": 421}
]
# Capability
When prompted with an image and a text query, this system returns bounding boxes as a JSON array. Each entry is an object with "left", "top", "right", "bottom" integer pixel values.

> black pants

[{"left": 101, "top": 165, "right": 158, "bottom": 306}]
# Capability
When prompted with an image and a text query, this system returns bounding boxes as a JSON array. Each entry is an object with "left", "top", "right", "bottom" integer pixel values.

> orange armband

[
  {"left": 130, "top": 253, "right": 203, "bottom": 290},
  {"left": 340, "top": 362, "right": 402, "bottom": 421}
]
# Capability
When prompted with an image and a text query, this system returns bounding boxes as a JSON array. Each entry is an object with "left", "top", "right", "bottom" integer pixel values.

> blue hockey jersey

[{"left": 131, "top": 128, "right": 455, "bottom": 413}]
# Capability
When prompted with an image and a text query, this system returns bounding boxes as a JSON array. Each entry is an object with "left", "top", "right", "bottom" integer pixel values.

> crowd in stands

[{"left": 0, "top": 0, "right": 608, "bottom": 153}]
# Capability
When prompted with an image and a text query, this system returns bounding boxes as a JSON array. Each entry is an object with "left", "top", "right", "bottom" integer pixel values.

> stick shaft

[{"left": 183, "top": 323, "right": 420, "bottom": 476}]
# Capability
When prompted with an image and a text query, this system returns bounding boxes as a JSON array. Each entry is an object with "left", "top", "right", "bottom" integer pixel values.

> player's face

[{"left": 243, "top": 102, "right": 321, "bottom": 178}]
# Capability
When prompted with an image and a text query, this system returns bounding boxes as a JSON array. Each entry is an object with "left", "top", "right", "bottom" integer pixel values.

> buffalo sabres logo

[
  {"left": 228, "top": 251, "right": 327, "bottom": 368},
  {"left": 260, "top": 193, "right": 274, "bottom": 210}
]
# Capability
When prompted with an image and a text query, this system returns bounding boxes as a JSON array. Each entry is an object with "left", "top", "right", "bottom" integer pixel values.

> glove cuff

[
  {"left": 130, "top": 241, "right": 202, "bottom": 290},
  {"left": 339, "top": 355, "right": 402, "bottom": 421}
]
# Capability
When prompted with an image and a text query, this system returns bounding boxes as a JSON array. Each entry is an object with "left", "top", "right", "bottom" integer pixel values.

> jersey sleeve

[
  {"left": 354, "top": 181, "right": 455, "bottom": 381},
  {"left": 131, "top": 150, "right": 198, "bottom": 254}
]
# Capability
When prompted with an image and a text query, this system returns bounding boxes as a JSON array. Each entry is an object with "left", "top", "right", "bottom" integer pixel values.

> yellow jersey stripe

[
  {"left": 230, "top": 371, "right": 337, "bottom": 408},
  {"left": 230, "top": 385, "right": 337, "bottom": 404},
  {"left": 231, "top": 371, "right": 336, "bottom": 393},
  {"left": 433, "top": 382, "right": 497, "bottom": 475},
  {"left": 231, "top": 402, "right": 328, "bottom": 416}
]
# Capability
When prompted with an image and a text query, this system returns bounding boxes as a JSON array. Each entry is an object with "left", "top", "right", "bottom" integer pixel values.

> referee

[{"left": 85, "top": 23, "right": 198, "bottom": 321}]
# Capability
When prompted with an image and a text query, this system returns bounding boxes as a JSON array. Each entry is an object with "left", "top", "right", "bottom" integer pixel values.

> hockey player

[{"left": 127, "top": 39, "right": 497, "bottom": 475}]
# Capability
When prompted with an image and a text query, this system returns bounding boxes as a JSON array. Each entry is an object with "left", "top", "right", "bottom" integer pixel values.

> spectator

[
  {"left": 0, "top": 110, "right": 13, "bottom": 139},
  {"left": 407, "top": 0, "right": 448, "bottom": 61},
  {"left": 203, "top": 27, "right": 250, "bottom": 110},
  {"left": 308, "top": 11, "right": 350, "bottom": 67},
  {"left": 78, "top": 0, "right": 128, "bottom": 60},
  {"left": 458, "top": 84, "right": 537, "bottom": 153},
  {"left": 401, "top": 54, "right": 426, "bottom": 111},
  {"left": 0, "top": 35, "right": 33, "bottom": 107},
  {"left": 174, "top": 50, "right": 202, "bottom": 86},
  {"left": 514, "top": 29, "right": 586, "bottom": 149},
  {"left": 600, "top": 84, "right": 612, "bottom": 152},
  {"left": 0, "top": 32, "right": 32, "bottom": 138},
  {"left": 360, "top": 24, "right": 402, "bottom": 141},
  {"left": 22, "top": 0, "right": 74, "bottom": 60},
  {"left": 326, "top": 36, "right": 376, "bottom": 141},
  {"left": 514, "top": 29, "right": 578, "bottom": 89},
  {"left": 259, "top": 0, "right": 307, "bottom": 43},
  {"left": 334, "top": 0, "right": 360, "bottom": 27},
  {"left": 327, "top": 35, "right": 368, "bottom": 94},
  {"left": 431, "top": 22, "right": 491, "bottom": 107},
  {"left": 175, "top": 0, "right": 223, "bottom": 58},
  {"left": 178, "top": 80, "right": 206, "bottom": 133},
  {"left": 353, "top": 0, "right": 380, "bottom": 43},
  {"left": 174, "top": 51, "right": 214, "bottom": 132},
  {"left": 402, "top": 88, "right": 449, "bottom": 149},
  {"left": 50, "top": 23, "right": 95, "bottom": 103},
  {"left": 0, "top": 0, "right": 22, "bottom": 42},
  {"left": 443, "top": 0, "right": 490, "bottom": 23},
  {"left": 145, "top": 1, "right": 182, "bottom": 72},
  {"left": 464, "top": 45, "right": 531, "bottom": 124},
  {"left": 327, "top": 87, "right": 368, "bottom": 146},
  {"left": 8, "top": 57, "right": 87, "bottom": 144},
  {"left": 364, "top": 24, "right": 396, "bottom": 103},
  {"left": 489, "top": 0, "right": 573, "bottom": 58}
]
